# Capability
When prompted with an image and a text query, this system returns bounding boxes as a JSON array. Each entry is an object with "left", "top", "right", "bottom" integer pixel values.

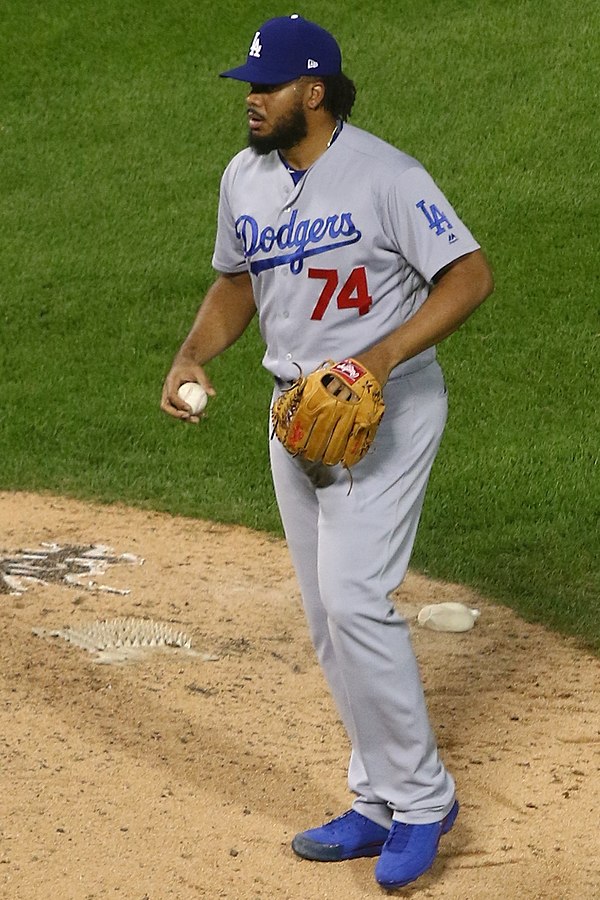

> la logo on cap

[{"left": 249, "top": 31, "right": 262, "bottom": 58}]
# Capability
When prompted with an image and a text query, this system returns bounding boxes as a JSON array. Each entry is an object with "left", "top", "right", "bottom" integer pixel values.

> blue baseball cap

[{"left": 220, "top": 14, "right": 342, "bottom": 85}]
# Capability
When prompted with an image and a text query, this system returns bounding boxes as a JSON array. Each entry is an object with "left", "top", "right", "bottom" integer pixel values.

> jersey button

[
  {"left": 282, "top": 311, "right": 289, "bottom": 319},
  {"left": 285, "top": 353, "right": 292, "bottom": 360}
]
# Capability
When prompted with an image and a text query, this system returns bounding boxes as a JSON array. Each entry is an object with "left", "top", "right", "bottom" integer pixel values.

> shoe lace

[
  {"left": 385, "top": 822, "right": 412, "bottom": 852},
  {"left": 329, "top": 811, "right": 352, "bottom": 825}
]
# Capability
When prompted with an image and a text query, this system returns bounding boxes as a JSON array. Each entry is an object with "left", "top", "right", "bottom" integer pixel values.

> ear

[{"left": 305, "top": 79, "right": 326, "bottom": 110}]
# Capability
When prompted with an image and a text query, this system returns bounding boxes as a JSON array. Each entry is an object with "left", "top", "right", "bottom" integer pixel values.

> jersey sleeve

[
  {"left": 385, "top": 166, "right": 480, "bottom": 283},
  {"left": 211, "top": 167, "right": 248, "bottom": 275}
]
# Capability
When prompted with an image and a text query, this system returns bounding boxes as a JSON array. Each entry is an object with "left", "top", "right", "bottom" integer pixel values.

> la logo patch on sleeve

[{"left": 416, "top": 199, "right": 453, "bottom": 236}]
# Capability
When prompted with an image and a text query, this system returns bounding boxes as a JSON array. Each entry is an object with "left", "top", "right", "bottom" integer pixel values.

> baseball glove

[{"left": 271, "top": 358, "right": 385, "bottom": 468}]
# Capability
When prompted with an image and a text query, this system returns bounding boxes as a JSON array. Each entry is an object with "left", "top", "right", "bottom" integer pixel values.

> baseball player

[{"left": 161, "top": 14, "right": 493, "bottom": 890}]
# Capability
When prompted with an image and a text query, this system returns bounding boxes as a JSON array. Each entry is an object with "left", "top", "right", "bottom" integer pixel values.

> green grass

[{"left": 1, "top": 1, "right": 598, "bottom": 651}]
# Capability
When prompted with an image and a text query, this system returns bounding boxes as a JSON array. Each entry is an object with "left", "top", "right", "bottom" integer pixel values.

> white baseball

[{"left": 178, "top": 381, "right": 208, "bottom": 415}]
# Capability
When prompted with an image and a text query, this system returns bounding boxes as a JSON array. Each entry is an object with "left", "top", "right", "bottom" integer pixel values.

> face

[{"left": 246, "top": 80, "right": 308, "bottom": 155}]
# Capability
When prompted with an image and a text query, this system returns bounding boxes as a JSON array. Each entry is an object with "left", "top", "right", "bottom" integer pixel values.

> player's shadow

[{"left": 13, "top": 627, "right": 346, "bottom": 835}]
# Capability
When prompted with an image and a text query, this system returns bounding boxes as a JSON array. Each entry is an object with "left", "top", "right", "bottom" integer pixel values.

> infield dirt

[{"left": 1, "top": 492, "right": 598, "bottom": 899}]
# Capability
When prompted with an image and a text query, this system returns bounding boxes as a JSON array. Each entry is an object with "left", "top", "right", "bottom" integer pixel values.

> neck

[{"left": 280, "top": 114, "right": 338, "bottom": 171}]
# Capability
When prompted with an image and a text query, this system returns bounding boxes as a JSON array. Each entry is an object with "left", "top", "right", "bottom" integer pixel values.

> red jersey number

[{"left": 308, "top": 267, "right": 373, "bottom": 320}]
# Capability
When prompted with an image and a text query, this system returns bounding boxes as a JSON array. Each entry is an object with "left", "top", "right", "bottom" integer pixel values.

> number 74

[{"left": 308, "top": 266, "right": 373, "bottom": 320}]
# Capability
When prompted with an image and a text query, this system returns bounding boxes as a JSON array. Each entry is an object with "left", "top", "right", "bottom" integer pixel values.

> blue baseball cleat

[
  {"left": 375, "top": 800, "right": 459, "bottom": 889},
  {"left": 291, "top": 809, "right": 390, "bottom": 861}
]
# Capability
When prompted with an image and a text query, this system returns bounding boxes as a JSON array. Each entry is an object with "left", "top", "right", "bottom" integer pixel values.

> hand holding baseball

[
  {"left": 160, "top": 361, "right": 215, "bottom": 423},
  {"left": 178, "top": 382, "right": 208, "bottom": 416}
]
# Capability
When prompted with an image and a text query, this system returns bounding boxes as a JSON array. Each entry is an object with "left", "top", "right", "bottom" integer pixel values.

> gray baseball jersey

[{"left": 212, "top": 122, "right": 480, "bottom": 381}]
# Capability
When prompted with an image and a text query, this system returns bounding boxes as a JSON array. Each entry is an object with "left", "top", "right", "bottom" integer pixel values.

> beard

[{"left": 248, "top": 102, "right": 308, "bottom": 156}]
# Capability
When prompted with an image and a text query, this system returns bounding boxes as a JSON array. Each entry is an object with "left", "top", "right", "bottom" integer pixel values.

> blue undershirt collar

[{"left": 278, "top": 120, "right": 343, "bottom": 185}]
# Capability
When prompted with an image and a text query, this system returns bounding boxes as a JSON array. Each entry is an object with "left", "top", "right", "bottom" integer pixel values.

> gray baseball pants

[{"left": 269, "top": 360, "right": 456, "bottom": 826}]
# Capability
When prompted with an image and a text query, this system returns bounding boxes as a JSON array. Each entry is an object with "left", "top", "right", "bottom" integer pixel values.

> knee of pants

[{"left": 318, "top": 575, "right": 401, "bottom": 632}]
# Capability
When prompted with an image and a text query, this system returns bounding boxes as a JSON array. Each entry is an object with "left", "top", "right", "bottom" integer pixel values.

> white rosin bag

[{"left": 417, "top": 602, "right": 480, "bottom": 632}]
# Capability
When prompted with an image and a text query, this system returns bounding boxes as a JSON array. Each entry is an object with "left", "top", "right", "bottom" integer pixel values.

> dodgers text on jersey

[{"left": 235, "top": 209, "right": 362, "bottom": 275}]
